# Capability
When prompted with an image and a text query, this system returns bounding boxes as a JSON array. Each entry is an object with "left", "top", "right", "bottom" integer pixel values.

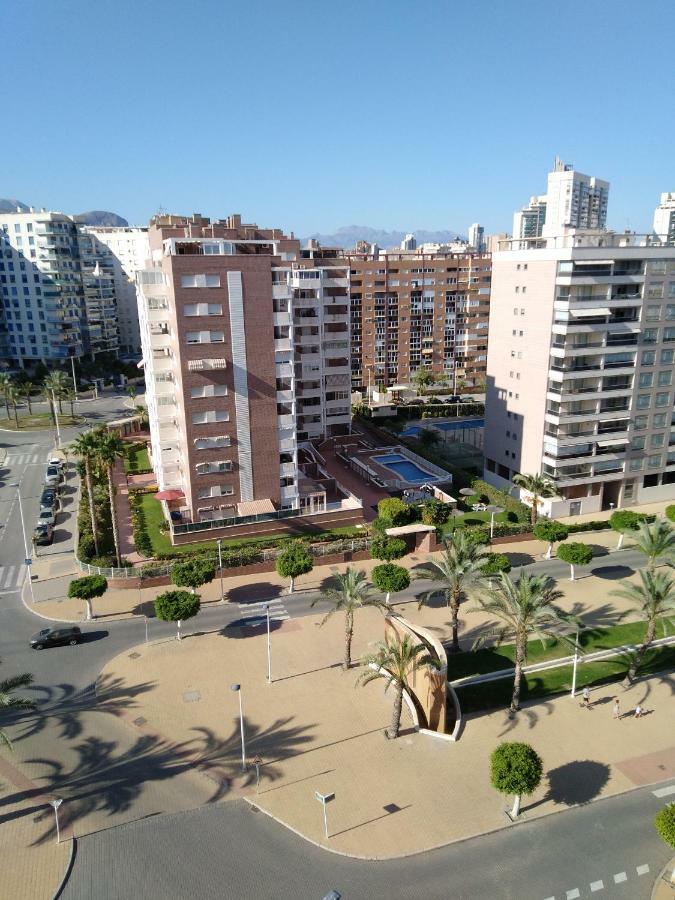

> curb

[
  {"left": 52, "top": 837, "right": 76, "bottom": 900},
  {"left": 652, "top": 857, "right": 675, "bottom": 900}
]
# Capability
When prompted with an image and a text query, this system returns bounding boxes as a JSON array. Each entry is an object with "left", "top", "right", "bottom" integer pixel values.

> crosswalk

[
  {"left": 237, "top": 598, "right": 290, "bottom": 623},
  {"left": 3, "top": 452, "right": 44, "bottom": 467},
  {"left": 0, "top": 564, "right": 27, "bottom": 593}
]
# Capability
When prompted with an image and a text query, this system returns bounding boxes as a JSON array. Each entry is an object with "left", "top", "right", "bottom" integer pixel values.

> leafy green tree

[
  {"left": 68, "top": 574, "right": 108, "bottom": 620},
  {"left": 490, "top": 742, "right": 543, "bottom": 819},
  {"left": 5, "top": 384, "right": 19, "bottom": 427},
  {"left": 470, "top": 572, "right": 574, "bottom": 714},
  {"left": 275, "top": 541, "right": 313, "bottom": 593},
  {"left": 155, "top": 589, "right": 201, "bottom": 640},
  {"left": 557, "top": 542, "right": 593, "bottom": 581},
  {"left": 608, "top": 510, "right": 644, "bottom": 550},
  {"left": 481, "top": 553, "right": 512, "bottom": 577},
  {"left": 0, "top": 661, "right": 34, "bottom": 750},
  {"left": 43, "top": 370, "right": 71, "bottom": 415},
  {"left": 417, "top": 530, "right": 489, "bottom": 652},
  {"left": 412, "top": 368, "right": 434, "bottom": 393},
  {"left": 511, "top": 472, "right": 557, "bottom": 526},
  {"left": 94, "top": 430, "right": 126, "bottom": 566},
  {"left": 357, "top": 635, "right": 438, "bottom": 739},
  {"left": 171, "top": 557, "right": 215, "bottom": 594},
  {"left": 372, "top": 563, "right": 410, "bottom": 604},
  {"left": 0, "top": 372, "right": 12, "bottom": 419},
  {"left": 312, "top": 568, "right": 387, "bottom": 670},
  {"left": 377, "top": 497, "right": 414, "bottom": 527},
  {"left": 73, "top": 429, "right": 103, "bottom": 557},
  {"left": 370, "top": 535, "right": 407, "bottom": 562},
  {"left": 533, "top": 520, "right": 569, "bottom": 559},
  {"left": 665, "top": 505, "right": 675, "bottom": 524},
  {"left": 611, "top": 569, "right": 675, "bottom": 682},
  {"left": 421, "top": 498, "right": 451, "bottom": 526},
  {"left": 654, "top": 803, "right": 675, "bottom": 850},
  {"left": 632, "top": 519, "right": 675, "bottom": 572}
]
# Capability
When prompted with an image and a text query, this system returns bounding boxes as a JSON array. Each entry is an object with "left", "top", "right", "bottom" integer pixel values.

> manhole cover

[
  {"left": 183, "top": 690, "right": 201, "bottom": 703},
  {"left": 133, "top": 717, "right": 147, "bottom": 726},
  {"left": 129, "top": 652, "right": 141, "bottom": 659}
]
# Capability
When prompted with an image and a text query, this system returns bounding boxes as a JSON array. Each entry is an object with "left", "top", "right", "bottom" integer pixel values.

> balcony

[
  {"left": 274, "top": 338, "right": 292, "bottom": 353},
  {"left": 187, "top": 358, "right": 227, "bottom": 372}
]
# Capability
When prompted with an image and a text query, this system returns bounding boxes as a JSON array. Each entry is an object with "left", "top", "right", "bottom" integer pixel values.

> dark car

[
  {"left": 40, "top": 489, "right": 57, "bottom": 511},
  {"left": 30, "top": 626, "right": 82, "bottom": 650},
  {"left": 33, "top": 523, "right": 54, "bottom": 546},
  {"left": 448, "top": 395, "right": 462, "bottom": 403}
]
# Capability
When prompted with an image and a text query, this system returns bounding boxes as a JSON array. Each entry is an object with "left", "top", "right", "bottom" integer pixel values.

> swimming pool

[
  {"left": 373, "top": 453, "right": 436, "bottom": 484},
  {"left": 400, "top": 418, "right": 484, "bottom": 437}
]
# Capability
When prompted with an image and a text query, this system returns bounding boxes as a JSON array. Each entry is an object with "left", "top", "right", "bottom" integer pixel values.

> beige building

[{"left": 484, "top": 229, "right": 675, "bottom": 516}]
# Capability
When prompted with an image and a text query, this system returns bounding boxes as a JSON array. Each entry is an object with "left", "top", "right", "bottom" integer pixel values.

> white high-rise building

[
  {"left": 468, "top": 223, "right": 485, "bottom": 251},
  {"left": 513, "top": 195, "right": 547, "bottom": 241},
  {"left": 83, "top": 226, "right": 149, "bottom": 355},
  {"left": 400, "top": 233, "right": 417, "bottom": 251},
  {"left": 653, "top": 192, "right": 675, "bottom": 245}
]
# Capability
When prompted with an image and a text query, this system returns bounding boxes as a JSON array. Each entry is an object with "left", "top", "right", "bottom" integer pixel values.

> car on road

[
  {"left": 44, "top": 467, "right": 63, "bottom": 488},
  {"left": 33, "top": 523, "right": 54, "bottom": 546},
  {"left": 30, "top": 626, "right": 82, "bottom": 650},
  {"left": 448, "top": 395, "right": 462, "bottom": 402},
  {"left": 37, "top": 508, "right": 56, "bottom": 527},
  {"left": 40, "top": 488, "right": 58, "bottom": 511},
  {"left": 48, "top": 457, "right": 64, "bottom": 468}
]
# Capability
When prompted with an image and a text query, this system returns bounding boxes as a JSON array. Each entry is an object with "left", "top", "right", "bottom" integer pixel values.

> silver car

[{"left": 37, "top": 508, "right": 57, "bottom": 527}]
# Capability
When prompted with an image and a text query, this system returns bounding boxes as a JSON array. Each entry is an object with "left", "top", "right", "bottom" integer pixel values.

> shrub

[
  {"left": 371, "top": 563, "right": 410, "bottom": 602},
  {"left": 557, "top": 542, "right": 593, "bottom": 579},
  {"left": 154, "top": 589, "right": 201, "bottom": 638},
  {"left": 370, "top": 536, "right": 407, "bottom": 561},
  {"left": 533, "top": 520, "right": 569, "bottom": 557},
  {"left": 77, "top": 534, "right": 97, "bottom": 562},
  {"left": 276, "top": 541, "right": 314, "bottom": 593},
  {"left": 421, "top": 499, "right": 451, "bottom": 526},
  {"left": 490, "top": 742, "right": 543, "bottom": 818},
  {"left": 654, "top": 802, "right": 675, "bottom": 849},
  {"left": 68, "top": 574, "right": 108, "bottom": 620},
  {"left": 481, "top": 553, "right": 512, "bottom": 576},
  {"left": 171, "top": 558, "right": 216, "bottom": 592},
  {"left": 665, "top": 505, "right": 675, "bottom": 524},
  {"left": 377, "top": 497, "right": 415, "bottom": 527}
]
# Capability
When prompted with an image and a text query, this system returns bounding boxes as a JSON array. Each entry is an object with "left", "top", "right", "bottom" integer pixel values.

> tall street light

[
  {"left": 263, "top": 603, "right": 271, "bottom": 683},
  {"left": 50, "top": 798, "right": 63, "bottom": 843},
  {"left": 70, "top": 354, "right": 78, "bottom": 401},
  {"left": 230, "top": 683, "right": 246, "bottom": 772},
  {"left": 216, "top": 538, "right": 225, "bottom": 604},
  {"left": 10, "top": 483, "right": 35, "bottom": 603},
  {"left": 51, "top": 390, "right": 62, "bottom": 448},
  {"left": 485, "top": 505, "right": 504, "bottom": 542}
]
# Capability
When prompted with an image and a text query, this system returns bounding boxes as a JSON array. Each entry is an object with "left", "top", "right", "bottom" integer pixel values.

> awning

[
  {"left": 386, "top": 524, "right": 436, "bottom": 536},
  {"left": 570, "top": 307, "right": 611, "bottom": 317},
  {"left": 237, "top": 498, "right": 275, "bottom": 517},
  {"left": 155, "top": 490, "right": 185, "bottom": 501},
  {"left": 574, "top": 259, "right": 614, "bottom": 266},
  {"left": 596, "top": 438, "right": 629, "bottom": 448}
]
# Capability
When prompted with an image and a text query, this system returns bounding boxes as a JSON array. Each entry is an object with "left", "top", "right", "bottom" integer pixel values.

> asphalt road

[{"left": 62, "top": 784, "right": 674, "bottom": 900}]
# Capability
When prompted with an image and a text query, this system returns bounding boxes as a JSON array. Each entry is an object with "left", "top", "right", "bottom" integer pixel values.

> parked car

[
  {"left": 48, "top": 457, "right": 64, "bottom": 470},
  {"left": 37, "top": 508, "right": 56, "bottom": 527},
  {"left": 44, "top": 467, "right": 62, "bottom": 488},
  {"left": 448, "top": 395, "right": 462, "bottom": 403},
  {"left": 40, "top": 489, "right": 57, "bottom": 511},
  {"left": 30, "top": 626, "right": 82, "bottom": 650},
  {"left": 33, "top": 523, "right": 54, "bottom": 546}
]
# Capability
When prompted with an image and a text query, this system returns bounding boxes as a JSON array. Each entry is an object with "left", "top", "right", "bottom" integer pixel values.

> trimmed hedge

[{"left": 128, "top": 489, "right": 153, "bottom": 558}]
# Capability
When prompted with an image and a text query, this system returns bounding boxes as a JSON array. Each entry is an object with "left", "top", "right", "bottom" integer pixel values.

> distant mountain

[
  {"left": 0, "top": 198, "right": 30, "bottom": 213},
  {"left": 73, "top": 210, "right": 129, "bottom": 227},
  {"left": 303, "top": 225, "right": 465, "bottom": 249}
]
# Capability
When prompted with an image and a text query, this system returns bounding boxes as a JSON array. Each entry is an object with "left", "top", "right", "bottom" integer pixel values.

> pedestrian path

[
  {"left": 3, "top": 452, "right": 44, "bottom": 466},
  {"left": 542, "top": 862, "right": 651, "bottom": 898},
  {"left": 0, "top": 564, "right": 26, "bottom": 593},
  {"left": 237, "top": 598, "right": 290, "bottom": 622}
]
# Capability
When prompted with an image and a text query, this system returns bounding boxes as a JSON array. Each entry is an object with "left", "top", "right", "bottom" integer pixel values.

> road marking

[
  {"left": 237, "top": 599, "right": 290, "bottom": 621},
  {"left": 636, "top": 864, "right": 650, "bottom": 876},
  {"left": 590, "top": 881, "right": 604, "bottom": 892},
  {"left": 653, "top": 784, "right": 675, "bottom": 798},
  {"left": 0, "top": 565, "right": 26, "bottom": 591},
  {"left": 613, "top": 872, "right": 627, "bottom": 884},
  {"left": 566, "top": 890, "right": 580, "bottom": 900}
]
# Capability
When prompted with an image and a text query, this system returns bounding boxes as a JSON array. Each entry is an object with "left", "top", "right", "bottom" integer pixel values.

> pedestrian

[
  {"left": 612, "top": 697, "right": 621, "bottom": 720},
  {"left": 582, "top": 686, "right": 590, "bottom": 708},
  {"left": 634, "top": 704, "right": 643, "bottom": 719}
]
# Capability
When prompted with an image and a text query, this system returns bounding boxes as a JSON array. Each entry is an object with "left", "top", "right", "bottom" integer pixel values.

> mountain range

[
  {"left": 303, "top": 225, "right": 465, "bottom": 249},
  {"left": 0, "top": 198, "right": 128, "bottom": 227}
]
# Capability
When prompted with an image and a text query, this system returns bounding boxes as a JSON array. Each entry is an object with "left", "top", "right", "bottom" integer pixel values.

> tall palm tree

[
  {"left": 512, "top": 472, "right": 557, "bottom": 526},
  {"left": 0, "top": 372, "right": 11, "bottom": 419},
  {"left": 63, "top": 386, "right": 76, "bottom": 419},
  {"left": 611, "top": 569, "right": 675, "bottom": 682},
  {"left": 5, "top": 384, "right": 20, "bottom": 427},
  {"left": 357, "top": 635, "right": 438, "bottom": 739},
  {"left": 416, "top": 530, "right": 490, "bottom": 653},
  {"left": 133, "top": 404, "right": 149, "bottom": 428},
  {"left": 73, "top": 429, "right": 103, "bottom": 557},
  {"left": 95, "top": 430, "right": 126, "bottom": 567},
  {"left": 631, "top": 520, "right": 675, "bottom": 572},
  {"left": 312, "top": 567, "right": 388, "bottom": 670},
  {"left": 16, "top": 380, "right": 34, "bottom": 415},
  {"left": 42, "top": 370, "right": 70, "bottom": 415},
  {"left": 0, "top": 665, "right": 34, "bottom": 750},
  {"left": 469, "top": 571, "right": 574, "bottom": 715}
]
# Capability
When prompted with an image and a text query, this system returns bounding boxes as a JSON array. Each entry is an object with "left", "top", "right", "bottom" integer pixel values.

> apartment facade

[
  {"left": 484, "top": 230, "right": 675, "bottom": 516},
  {"left": 348, "top": 251, "right": 491, "bottom": 392},
  {"left": 83, "top": 226, "right": 149, "bottom": 354},
  {"left": 137, "top": 214, "right": 354, "bottom": 535},
  {"left": 653, "top": 192, "right": 675, "bottom": 244}
]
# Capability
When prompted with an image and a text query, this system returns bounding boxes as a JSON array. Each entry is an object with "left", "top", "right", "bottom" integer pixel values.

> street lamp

[
  {"left": 263, "top": 603, "right": 271, "bottom": 683},
  {"left": 571, "top": 626, "right": 581, "bottom": 698},
  {"left": 230, "top": 683, "right": 246, "bottom": 772},
  {"left": 50, "top": 798, "right": 63, "bottom": 843},
  {"left": 70, "top": 354, "right": 78, "bottom": 401},
  {"left": 10, "top": 483, "right": 35, "bottom": 603},
  {"left": 216, "top": 538, "right": 225, "bottom": 604},
  {"left": 51, "top": 390, "right": 62, "bottom": 448},
  {"left": 485, "top": 505, "right": 504, "bottom": 541}
]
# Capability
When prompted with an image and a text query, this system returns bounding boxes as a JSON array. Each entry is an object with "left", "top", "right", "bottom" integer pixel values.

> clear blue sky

[{"left": 2, "top": 0, "right": 674, "bottom": 236}]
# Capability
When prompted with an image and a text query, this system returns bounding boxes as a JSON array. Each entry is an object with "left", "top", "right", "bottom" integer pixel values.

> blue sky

[{"left": 2, "top": 0, "right": 674, "bottom": 236}]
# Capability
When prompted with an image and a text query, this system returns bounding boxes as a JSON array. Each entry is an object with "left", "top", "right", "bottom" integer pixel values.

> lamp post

[
  {"left": 70, "top": 354, "right": 78, "bottom": 401},
  {"left": 314, "top": 791, "right": 335, "bottom": 839},
  {"left": 486, "top": 505, "right": 504, "bottom": 541},
  {"left": 51, "top": 390, "right": 62, "bottom": 448},
  {"left": 571, "top": 626, "right": 580, "bottom": 698},
  {"left": 50, "top": 798, "right": 63, "bottom": 843},
  {"left": 263, "top": 603, "right": 272, "bottom": 683},
  {"left": 216, "top": 538, "right": 225, "bottom": 604},
  {"left": 11, "top": 484, "right": 35, "bottom": 603},
  {"left": 230, "top": 683, "right": 246, "bottom": 772}
]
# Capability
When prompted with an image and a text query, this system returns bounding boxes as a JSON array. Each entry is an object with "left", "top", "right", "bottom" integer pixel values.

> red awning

[{"left": 155, "top": 490, "right": 185, "bottom": 501}]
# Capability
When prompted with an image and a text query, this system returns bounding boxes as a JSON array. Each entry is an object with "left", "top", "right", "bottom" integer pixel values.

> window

[
  {"left": 639, "top": 373, "right": 653, "bottom": 388},
  {"left": 648, "top": 455, "right": 662, "bottom": 469},
  {"left": 646, "top": 305, "right": 662, "bottom": 321},
  {"left": 180, "top": 274, "right": 220, "bottom": 288},
  {"left": 631, "top": 436, "right": 646, "bottom": 450},
  {"left": 643, "top": 329, "right": 658, "bottom": 344},
  {"left": 197, "top": 484, "right": 235, "bottom": 499},
  {"left": 192, "top": 410, "right": 230, "bottom": 424},
  {"left": 184, "top": 303, "right": 222, "bottom": 316},
  {"left": 661, "top": 349, "right": 674, "bottom": 365},
  {"left": 664, "top": 327, "right": 675, "bottom": 342},
  {"left": 647, "top": 284, "right": 664, "bottom": 299},
  {"left": 658, "top": 370, "right": 672, "bottom": 386},
  {"left": 186, "top": 330, "right": 224, "bottom": 343},
  {"left": 193, "top": 435, "right": 231, "bottom": 449},
  {"left": 666, "top": 305, "right": 675, "bottom": 319},
  {"left": 641, "top": 350, "right": 656, "bottom": 366},
  {"left": 629, "top": 458, "right": 644, "bottom": 471},
  {"left": 653, "top": 413, "right": 667, "bottom": 428},
  {"left": 651, "top": 433, "right": 665, "bottom": 448},
  {"left": 191, "top": 384, "right": 227, "bottom": 398},
  {"left": 636, "top": 394, "right": 650, "bottom": 409},
  {"left": 655, "top": 392, "right": 670, "bottom": 407},
  {"left": 196, "top": 461, "right": 233, "bottom": 474}
]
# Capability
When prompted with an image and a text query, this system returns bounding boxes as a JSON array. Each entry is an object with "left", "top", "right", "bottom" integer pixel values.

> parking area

[{"left": 32, "top": 455, "right": 79, "bottom": 562}]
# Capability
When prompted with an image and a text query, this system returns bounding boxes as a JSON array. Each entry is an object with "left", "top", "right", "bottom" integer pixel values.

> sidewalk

[{"left": 100, "top": 605, "right": 675, "bottom": 858}]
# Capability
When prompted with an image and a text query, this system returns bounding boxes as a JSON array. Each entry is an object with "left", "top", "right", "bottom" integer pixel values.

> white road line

[
  {"left": 653, "top": 784, "right": 675, "bottom": 798},
  {"left": 613, "top": 872, "right": 627, "bottom": 884},
  {"left": 0, "top": 566, "right": 16, "bottom": 589},
  {"left": 566, "top": 890, "right": 580, "bottom": 900},
  {"left": 590, "top": 880, "right": 604, "bottom": 892},
  {"left": 636, "top": 864, "right": 650, "bottom": 876}
]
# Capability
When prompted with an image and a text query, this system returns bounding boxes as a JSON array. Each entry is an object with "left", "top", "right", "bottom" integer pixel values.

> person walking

[
  {"left": 582, "top": 686, "right": 591, "bottom": 708},
  {"left": 612, "top": 697, "right": 621, "bottom": 720},
  {"left": 634, "top": 704, "right": 643, "bottom": 719}
]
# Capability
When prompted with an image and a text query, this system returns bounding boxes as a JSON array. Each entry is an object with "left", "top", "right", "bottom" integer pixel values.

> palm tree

[
  {"left": 43, "top": 370, "right": 70, "bottom": 415},
  {"left": 469, "top": 571, "right": 574, "bottom": 715},
  {"left": 5, "top": 384, "right": 19, "bottom": 427},
  {"left": 631, "top": 520, "right": 675, "bottom": 572},
  {"left": 0, "top": 372, "right": 11, "bottom": 419},
  {"left": 133, "top": 404, "right": 149, "bottom": 428},
  {"left": 416, "top": 530, "right": 490, "bottom": 653},
  {"left": 312, "top": 567, "right": 388, "bottom": 670},
  {"left": 357, "top": 635, "right": 438, "bottom": 739},
  {"left": 73, "top": 429, "right": 103, "bottom": 557},
  {"left": 512, "top": 472, "right": 557, "bottom": 526},
  {"left": 95, "top": 430, "right": 126, "bottom": 567},
  {"left": 0, "top": 666, "right": 34, "bottom": 749},
  {"left": 63, "top": 386, "right": 76, "bottom": 419},
  {"left": 611, "top": 569, "right": 675, "bottom": 682},
  {"left": 16, "top": 380, "right": 34, "bottom": 415}
]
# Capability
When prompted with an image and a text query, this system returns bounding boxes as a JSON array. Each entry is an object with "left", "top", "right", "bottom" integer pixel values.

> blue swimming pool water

[
  {"left": 374, "top": 453, "right": 435, "bottom": 483},
  {"left": 400, "top": 418, "right": 484, "bottom": 437}
]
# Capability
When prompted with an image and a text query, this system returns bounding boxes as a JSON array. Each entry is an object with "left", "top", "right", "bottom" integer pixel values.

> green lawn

[
  {"left": 1, "top": 412, "right": 83, "bottom": 430},
  {"left": 441, "top": 509, "right": 511, "bottom": 532},
  {"left": 124, "top": 444, "right": 151, "bottom": 473}
]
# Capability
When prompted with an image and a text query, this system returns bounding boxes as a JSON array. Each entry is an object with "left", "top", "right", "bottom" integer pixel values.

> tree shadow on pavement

[
  {"left": 504, "top": 552, "right": 535, "bottom": 567},
  {"left": 591, "top": 564, "right": 635, "bottom": 580},
  {"left": 226, "top": 583, "right": 284, "bottom": 604},
  {"left": 527, "top": 760, "right": 610, "bottom": 811}
]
